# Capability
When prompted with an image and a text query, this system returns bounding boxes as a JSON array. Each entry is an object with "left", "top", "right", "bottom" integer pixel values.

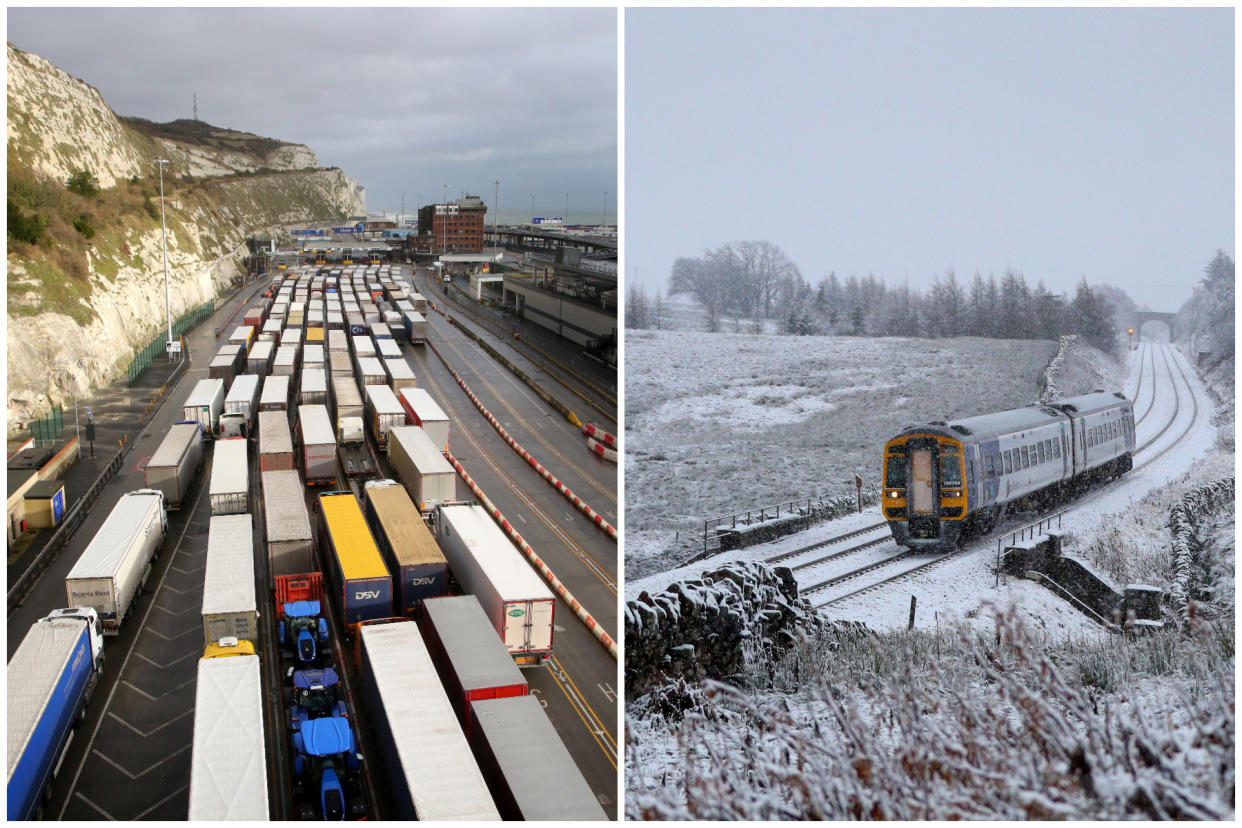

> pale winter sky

[
  {"left": 7, "top": 6, "right": 617, "bottom": 223},
  {"left": 627, "top": 7, "right": 1233, "bottom": 310}
]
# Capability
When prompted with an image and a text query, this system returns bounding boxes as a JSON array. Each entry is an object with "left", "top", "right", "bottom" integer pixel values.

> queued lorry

[
  {"left": 7, "top": 608, "right": 106, "bottom": 820},
  {"left": 200, "top": 514, "right": 258, "bottom": 646},
  {"left": 259, "top": 374, "right": 290, "bottom": 413},
  {"left": 317, "top": 491, "right": 392, "bottom": 629},
  {"left": 144, "top": 422, "right": 204, "bottom": 510},
  {"left": 433, "top": 503, "right": 555, "bottom": 665},
  {"left": 65, "top": 489, "right": 168, "bottom": 632},
  {"left": 298, "top": 404, "right": 338, "bottom": 486},
  {"left": 208, "top": 438, "right": 249, "bottom": 515},
  {"left": 398, "top": 387, "right": 450, "bottom": 451},
  {"left": 388, "top": 425, "right": 456, "bottom": 513},
  {"left": 219, "top": 374, "right": 261, "bottom": 439},
  {"left": 363, "top": 480, "right": 448, "bottom": 615},
  {"left": 182, "top": 378, "right": 226, "bottom": 440},
  {"left": 357, "top": 621, "right": 500, "bottom": 821},
  {"left": 262, "top": 469, "right": 315, "bottom": 581},
  {"left": 469, "top": 696, "right": 608, "bottom": 821},
  {"left": 259, "top": 410, "right": 296, "bottom": 472},
  {"left": 419, "top": 595, "right": 527, "bottom": 732},
  {"left": 187, "top": 641, "right": 269, "bottom": 820},
  {"left": 365, "top": 384, "right": 407, "bottom": 452},
  {"left": 337, "top": 416, "right": 377, "bottom": 478}
]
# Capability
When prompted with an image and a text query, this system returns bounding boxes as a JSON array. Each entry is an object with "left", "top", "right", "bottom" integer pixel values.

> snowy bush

[
  {"left": 626, "top": 607, "right": 1235, "bottom": 820},
  {"left": 1168, "top": 478, "right": 1235, "bottom": 624}
]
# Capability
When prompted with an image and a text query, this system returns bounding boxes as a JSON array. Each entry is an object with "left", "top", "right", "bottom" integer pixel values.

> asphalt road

[{"left": 12, "top": 269, "right": 619, "bottom": 820}]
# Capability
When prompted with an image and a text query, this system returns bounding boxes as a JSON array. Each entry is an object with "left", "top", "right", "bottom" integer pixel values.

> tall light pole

[
  {"left": 530, "top": 195, "right": 534, "bottom": 224},
  {"left": 493, "top": 180, "right": 499, "bottom": 230},
  {"left": 155, "top": 157, "right": 173, "bottom": 355}
]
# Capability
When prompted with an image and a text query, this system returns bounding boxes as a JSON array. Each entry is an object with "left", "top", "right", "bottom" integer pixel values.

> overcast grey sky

[
  {"left": 627, "top": 7, "right": 1233, "bottom": 310},
  {"left": 8, "top": 7, "right": 616, "bottom": 222}
]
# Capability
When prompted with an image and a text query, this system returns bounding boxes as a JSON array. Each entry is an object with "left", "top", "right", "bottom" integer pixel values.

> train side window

[
  {"left": 1040, "top": 442, "right": 1048, "bottom": 464},
  {"left": 1053, "top": 440, "right": 1060, "bottom": 458},
  {"left": 1019, "top": 446, "right": 1028, "bottom": 469},
  {"left": 1046, "top": 438, "right": 1053, "bottom": 459},
  {"left": 984, "top": 456, "right": 994, "bottom": 478},
  {"left": 1003, "top": 451, "right": 1012, "bottom": 474}
]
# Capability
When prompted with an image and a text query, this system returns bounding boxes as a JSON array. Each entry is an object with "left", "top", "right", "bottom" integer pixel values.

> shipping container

[
  {"left": 220, "top": 373, "right": 261, "bottom": 439},
  {"left": 144, "top": 422, "right": 204, "bottom": 509},
  {"left": 259, "top": 374, "right": 290, "bottom": 412},
  {"left": 208, "top": 438, "right": 249, "bottom": 515},
  {"left": 383, "top": 357, "right": 416, "bottom": 392},
  {"left": 357, "top": 622, "right": 500, "bottom": 821},
  {"left": 246, "top": 339, "right": 274, "bottom": 375},
  {"left": 65, "top": 490, "right": 167, "bottom": 631},
  {"left": 469, "top": 696, "right": 607, "bottom": 821},
  {"left": 317, "top": 491, "right": 392, "bottom": 627},
  {"left": 261, "top": 469, "right": 314, "bottom": 580},
  {"left": 419, "top": 595, "right": 527, "bottom": 732},
  {"left": 366, "top": 384, "right": 406, "bottom": 451},
  {"left": 388, "top": 425, "right": 455, "bottom": 512},
  {"left": 188, "top": 652, "right": 268, "bottom": 820},
  {"left": 433, "top": 504, "right": 554, "bottom": 664},
  {"left": 363, "top": 481, "right": 449, "bottom": 615},
  {"left": 298, "top": 404, "right": 337, "bottom": 485},
  {"left": 200, "top": 514, "right": 257, "bottom": 645},
  {"left": 299, "top": 366, "right": 328, "bottom": 406},
  {"left": 398, "top": 387, "right": 450, "bottom": 450},
  {"left": 7, "top": 609, "right": 105, "bottom": 820}
]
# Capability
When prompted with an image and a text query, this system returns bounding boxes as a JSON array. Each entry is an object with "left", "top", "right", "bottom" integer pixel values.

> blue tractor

[
  {"left": 287, "top": 668, "right": 347, "bottom": 732},
  {"left": 291, "top": 717, "right": 366, "bottom": 820},
  {"left": 280, "top": 600, "right": 329, "bottom": 666}
]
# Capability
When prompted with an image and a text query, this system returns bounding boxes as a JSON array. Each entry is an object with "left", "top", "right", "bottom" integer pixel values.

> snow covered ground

[{"left": 624, "top": 322, "right": 1234, "bottom": 820}]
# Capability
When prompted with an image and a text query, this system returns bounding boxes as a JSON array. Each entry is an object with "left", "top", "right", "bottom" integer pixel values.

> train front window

[
  {"left": 885, "top": 455, "right": 907, "bottom": 488},
  {"left": 939, "top": 455, "right": 962, "bottom": 488}
]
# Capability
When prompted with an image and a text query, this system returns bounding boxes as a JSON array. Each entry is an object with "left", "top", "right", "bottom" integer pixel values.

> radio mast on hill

[{"left": 193, "top": 92, "right": 198, "bottom": 121}]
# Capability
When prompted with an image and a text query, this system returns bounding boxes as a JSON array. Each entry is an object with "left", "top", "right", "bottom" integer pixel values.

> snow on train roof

[
  {"left": 898, "top": 390, "right": 1131, "bottom": 444},
  {"left": 1045, "top": 391, "right": 1132, "bottom": 416}
]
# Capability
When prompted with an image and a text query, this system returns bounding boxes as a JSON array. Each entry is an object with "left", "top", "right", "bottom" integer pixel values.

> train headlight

[
  {"left": 943, "top": 490, "right": 962, "bottom": 498},
  {"left": 885, "top": 490, "right": 903, "bottom": 499}
]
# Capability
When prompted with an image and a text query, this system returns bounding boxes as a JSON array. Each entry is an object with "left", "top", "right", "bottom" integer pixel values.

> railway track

[{"left": 764, "top": 520, "right": 888, "bottom": 567}]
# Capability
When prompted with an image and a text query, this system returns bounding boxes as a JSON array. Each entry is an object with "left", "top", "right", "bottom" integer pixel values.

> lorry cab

[
  {"left": 41, "top": 607, "right": 105, "bottom": 668},
  {"left": 218, "top": 413, "right": 248, "bottom": 439},
  {"left": 202, "top": 636, "right": 257, "bottom": 658}
]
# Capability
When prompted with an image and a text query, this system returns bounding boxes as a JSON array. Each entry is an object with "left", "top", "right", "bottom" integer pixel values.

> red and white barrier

[
  {"left": 587, "top": 437, "right": 618, "bottom": 463},
  {"left": 446, "top": 450, "right": 618, "bottom": 660},
  {"left": 427, "top": 339, "right": 618, "bottom": 542},
  {"left": 581, "top": 423, "right": 617, "bottom": 448}
]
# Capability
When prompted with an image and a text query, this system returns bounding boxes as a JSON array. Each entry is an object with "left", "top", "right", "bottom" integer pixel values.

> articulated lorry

[
  {"left": 7, "top": 608, "right": 106, "bottom": 820},
  {"left": 65, "top": 489, "right": 167, "bottom": 631},
  {"left": 144, "top": 422, "right": 204, "bottom": 510}
]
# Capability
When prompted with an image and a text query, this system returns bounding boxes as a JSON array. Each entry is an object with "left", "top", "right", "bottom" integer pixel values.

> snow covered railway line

[
  {"left": 1131, "top": 345, "right": 1201, "bottom": 470},
  {"left": 763, "top": 521, "right": 889, "bottom": 569}
]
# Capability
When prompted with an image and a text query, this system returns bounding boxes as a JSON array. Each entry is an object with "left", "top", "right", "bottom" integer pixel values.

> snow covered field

[
  {"left": 624, "top": 325, "right": 1234, "bottom": 820},
  {"left": 626, "top": 321, "right": 1124, "bottom": 582}
]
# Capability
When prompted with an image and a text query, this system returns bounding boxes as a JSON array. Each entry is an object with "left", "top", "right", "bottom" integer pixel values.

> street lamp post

[
  {"left": 603, "top": 190, "right": 608, "bottom": 229},
  {"left": 154, "top": 157, "right": 174, "bottom": 359},
  {"left": 441, "top": 184, "right": 448, "bottom": 254}
]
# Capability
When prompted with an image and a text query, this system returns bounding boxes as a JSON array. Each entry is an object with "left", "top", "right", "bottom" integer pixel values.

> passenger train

[{"left": 882, "top": 391, "right": 1135, "bottom": 550}]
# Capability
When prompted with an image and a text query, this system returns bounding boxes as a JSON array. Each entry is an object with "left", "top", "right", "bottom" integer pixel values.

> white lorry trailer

[
  {"left": 261, "top": 469, "right": 315, "bottom": 580},
  {"left": 398, "top": 387, "right": 450, "bottom": 450},
  {"left": 144, "top": 422, "right": 204, "bottom": 509},
  {"left": 432, "top": 503, "right": 555, "bottom": 665},
  {"left": 182, "top": 378, "right": 226, "bottom": 439},
  {"left": 187, "top": 649, "right": 268, "bottom": 820},
  {"left": 388, "top": 425, "right": 455, "bottom": 513},
  {"left": 208, "top": 437, "right": 249, "bottom": 515},
  {"left": 65, "top": 489, "right": 167, "bottom": 631},
  {"left": 200, "top": 514, "right": 258, "bottom": 646},
  {"left": 357, "top": 622, "right": 500, "bottom": 821},
  {"left": 298, "top": 404, "right": 337, "bottom": 485},
  {"left": 220, "top": 373, "right": 261, "bottom": 439}
]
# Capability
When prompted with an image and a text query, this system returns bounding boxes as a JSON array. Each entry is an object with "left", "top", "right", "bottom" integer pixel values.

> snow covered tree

[
  {"left": 1200, "top": 249, "right": 1234, "bottom": 362},
  {"left": 626, "top": 282, "right": 649, "bottom": 329},
  {"left": 1070, "top": 278, "right": 1117, "bottom": 354}
]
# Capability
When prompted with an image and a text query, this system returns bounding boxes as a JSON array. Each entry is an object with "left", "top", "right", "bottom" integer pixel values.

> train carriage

[{"left": 883, "top": 391, "right": 1134, "bottom": 550}]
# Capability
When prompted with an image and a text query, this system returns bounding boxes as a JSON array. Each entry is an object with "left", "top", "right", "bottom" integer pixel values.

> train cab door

[{"left": 909, "top": 443, "right": 936, "bottom": 514}]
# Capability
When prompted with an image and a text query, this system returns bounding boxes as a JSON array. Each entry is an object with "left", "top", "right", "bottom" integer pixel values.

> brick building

[{"left": 417, "top": 195, "right": 487, "bottom": 253}]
